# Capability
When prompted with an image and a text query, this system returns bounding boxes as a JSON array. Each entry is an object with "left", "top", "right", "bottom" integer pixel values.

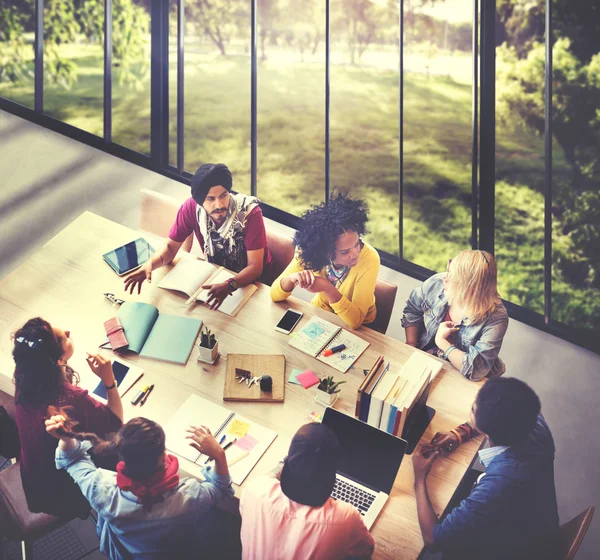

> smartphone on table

[{"left": 275, "top": 309, "right": 303, "bottom": 335}]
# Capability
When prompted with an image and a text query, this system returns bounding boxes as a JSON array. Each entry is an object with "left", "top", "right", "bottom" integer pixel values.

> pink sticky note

[
  {"left": 296, "top": 370, "right": 319, "bottom": 389},
  {"left": 236, "top": 434, "right": 258, "bottom": 452}
]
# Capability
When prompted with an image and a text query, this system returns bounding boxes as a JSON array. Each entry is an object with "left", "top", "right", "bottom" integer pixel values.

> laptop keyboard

[{"left": 332, "top": 478, "right": 376, "bottom": 515}]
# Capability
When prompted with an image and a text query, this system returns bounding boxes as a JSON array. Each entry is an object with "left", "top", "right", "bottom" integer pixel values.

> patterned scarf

[
  {"left": 325, "top": 261, "right": 350, "bottom": 288},
  {"left": 197, "top": 193, "right": 260, "bottom": 272},
  {"left": 116, "top": 454, "right": 180, "bottom": 508}
]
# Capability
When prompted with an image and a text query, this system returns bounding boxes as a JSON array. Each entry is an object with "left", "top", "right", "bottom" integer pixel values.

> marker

[
  {"left": 131, "top": 385, "right": 150, "bottom": 405},
  {"left": 139, "top": 384, "right": 154, "bottom": 406},
  {"left": 205, "top": 438, "right": 237, "bottom": 464},
  {"left": 218, "top": 434, "right": 226, "bottom": 445},
  {"left": 323, "top": 344, "right": 346, "bottom": 357}
]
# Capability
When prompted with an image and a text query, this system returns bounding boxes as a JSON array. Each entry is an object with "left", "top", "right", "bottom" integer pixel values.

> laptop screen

[{"left": 323, "top": 407, "right": 407, "bottom": 494}]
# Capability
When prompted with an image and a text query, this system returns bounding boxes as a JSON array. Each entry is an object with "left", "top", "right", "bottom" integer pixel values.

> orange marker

[{"left": 323, "top": 344, "right": 346, "bottom": 357}]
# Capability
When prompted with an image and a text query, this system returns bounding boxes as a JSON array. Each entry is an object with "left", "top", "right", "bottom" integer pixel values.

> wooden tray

[{"left": 224, "top": 354, "right": 285, "bottom": 402}]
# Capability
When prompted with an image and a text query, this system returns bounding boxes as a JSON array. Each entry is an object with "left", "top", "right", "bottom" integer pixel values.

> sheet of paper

[
  {"left": 317, "top": 329, "right": 370, "bottom": 373},
  {"left": 288, "top": 316, "right": 340, "bottom": 357},
  {"left": 296, "top": 370, "right": 320, "bottom": 389},
  {"left": 227, "top": 418, "right": 251, "bottom": 438},
  {"left": 288, "top": 368, "right": 304, "bottom": 385}
]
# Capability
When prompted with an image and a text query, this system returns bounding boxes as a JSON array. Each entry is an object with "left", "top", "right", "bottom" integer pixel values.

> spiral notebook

[{"left": 289, "top": 316, "right": 370, "bottom": 373}]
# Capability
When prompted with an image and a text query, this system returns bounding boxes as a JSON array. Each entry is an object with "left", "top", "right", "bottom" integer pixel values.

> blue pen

[{"left": 218, "top": 434, "right": 226, "bottom": 445}]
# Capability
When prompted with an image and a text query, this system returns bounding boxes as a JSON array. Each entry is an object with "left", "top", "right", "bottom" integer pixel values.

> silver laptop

[{"left": 323, "top": 407, "right": 407, "bottom": 530}]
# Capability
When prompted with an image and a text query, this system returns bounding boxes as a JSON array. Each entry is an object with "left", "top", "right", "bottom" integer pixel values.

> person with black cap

[
  {"left": 240, "top": 423, "right": 375, "bottom": 560},
  {"left": 124, "top": 163, "right": 272, "bottom": 309}
]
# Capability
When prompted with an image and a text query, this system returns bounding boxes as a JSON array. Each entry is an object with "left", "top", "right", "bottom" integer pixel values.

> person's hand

[
  {"left": 303, "top": 276, "right": 331, "bottom": 294},
  {"left": 86, "top": 353, "right": 115, "bottom": 386},
  {"left": 202, "top": 281, "right": 232, "bottom": 310},
  {"left": 45, "top": 414, "right": 68, "bottom": 440},
  {"left": 186, "top": 425, "right": 226, "bottom": 460},
  {"left": 413, "top": 443, "right": 440, "bottom": 484},
  {"left": 123, "top": 261, "right": 153, "bottom": 295},
  {"left": 288, "top": 270, "right": 316, "bottom": 290},
  {"left": 434, "top": 321, "right": 459, "bottom": 348},
  {"left": 430, "top": 431, "right": 460, "bottom": 454}
]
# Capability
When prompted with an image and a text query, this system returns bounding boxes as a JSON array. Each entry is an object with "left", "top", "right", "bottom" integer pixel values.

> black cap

[
  {"left": 280, "top": 423, "right": 341, "bottom": 507},
  {"left": 190, "top": 163, "right": 233, "bottom": 205}
]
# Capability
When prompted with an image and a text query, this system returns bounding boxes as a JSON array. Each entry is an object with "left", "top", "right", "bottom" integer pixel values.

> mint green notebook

[{"left": 118, "top": 302, "right": 202, "bottom": 365}]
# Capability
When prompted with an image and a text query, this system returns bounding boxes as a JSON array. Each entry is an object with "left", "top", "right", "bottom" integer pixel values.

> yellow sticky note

[{"left": 227, "top": 419, "right": 251, "bottom": 438}]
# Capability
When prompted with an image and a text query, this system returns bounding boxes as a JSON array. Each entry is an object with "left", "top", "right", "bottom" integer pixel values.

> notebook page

[
  {"left": 288, "top": 316, "right": 340, "bottom": 357},
  {"left": 164, "top": 395, "right": 233, "bottom": 463},
  {"left": 158, "top": 259, "right": 218, "bottom": 297},
  {"left": 196, "top": 268, "right": 257, "bottom": 316},
  {"left": 316, "top": 329, "right": 370, "bottom": 373}
]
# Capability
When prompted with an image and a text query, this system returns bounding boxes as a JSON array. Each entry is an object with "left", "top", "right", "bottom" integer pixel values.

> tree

[{"left": 0, "top": 0, "right": 149, "bottom": 88}]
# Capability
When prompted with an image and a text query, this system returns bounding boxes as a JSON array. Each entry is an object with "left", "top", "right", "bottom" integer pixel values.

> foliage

[
  {"left": 0, "top": 6, "right": 32, "bottom": 83},
  {"left": 200, "top": 326, "right": 217, "bottom": 349},
  {"left": 318, "top": 376, "right": 346, "bottom": 394},
  {"left": 0, "top": 0, "right": 149, "bottom": 88}
]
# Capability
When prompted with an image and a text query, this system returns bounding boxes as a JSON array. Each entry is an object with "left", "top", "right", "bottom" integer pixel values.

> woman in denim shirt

[
  {"left": 45, "top": 413, "right": 234, "bottom": 560},
  {"left": 401, "top": 250, "right": 508, "bottom": 381}
]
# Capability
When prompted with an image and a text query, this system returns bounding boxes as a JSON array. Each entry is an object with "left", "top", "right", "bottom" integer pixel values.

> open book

[
  {"left": 164, "top": 394, "right": 277, "bottom": 485},
  {"left": 118, "top": 302, "right": 202, "bottom": 365},
  {"left": 289, "top": 316, "right": 370, "bottom": 373},
  {"left": 158, "top": 259, "right": 257, "bottom": 317}
]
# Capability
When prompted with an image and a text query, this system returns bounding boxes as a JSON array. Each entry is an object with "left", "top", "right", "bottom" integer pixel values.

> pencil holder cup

[
  {"left": 198, "top": 341, "right": 219, "bottom": 364},
  {"left": 315, "top": 388, "right": 338, "bottom": 407}
]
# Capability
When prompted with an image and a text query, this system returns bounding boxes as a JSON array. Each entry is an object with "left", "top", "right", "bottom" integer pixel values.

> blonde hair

[{"left": 447, "top": 250, "right": 500, "bottom": 324}]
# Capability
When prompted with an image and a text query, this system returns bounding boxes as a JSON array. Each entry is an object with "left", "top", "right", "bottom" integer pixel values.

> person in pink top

[
  {"left": 124, "top": 163, "right": 272, "bottom": 310},
  {"left": 240, "top": 423, "right": 375, "bottom": 560}
]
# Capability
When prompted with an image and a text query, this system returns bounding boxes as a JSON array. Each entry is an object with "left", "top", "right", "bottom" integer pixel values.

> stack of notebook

[{"left": 355, "top": 352, "right": 443, "bottom": 439}]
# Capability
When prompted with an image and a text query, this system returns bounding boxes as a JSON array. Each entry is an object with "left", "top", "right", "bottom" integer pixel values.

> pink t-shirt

[
  {"left": 240, "top": 476, "right": 375, "bottom": 560},
  {"left": 168, "top": 197, "right": 272, "bottom": 270}
]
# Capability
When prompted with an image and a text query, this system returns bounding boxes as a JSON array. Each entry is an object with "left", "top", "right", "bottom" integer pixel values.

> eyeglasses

[{"left": 15, "top": 336, "right": 42, "bottom": 349}]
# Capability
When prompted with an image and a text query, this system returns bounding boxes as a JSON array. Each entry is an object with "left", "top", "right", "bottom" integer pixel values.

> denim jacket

[
  {"left": 56, "top": 441, "right": 234, "bottom": 560},
  {"left": 433, "top": 414, "right": 559, "bottom": 560},
  {"left": 401, "top": 273, "right": 509, "bottom": 381}
]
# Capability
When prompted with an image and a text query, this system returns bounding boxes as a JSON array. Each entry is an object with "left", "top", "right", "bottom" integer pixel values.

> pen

[
  {"left": 131, "top": 385, "right": 150, "bottom": 405},
  {"left": 205, "top": 438, "right": 237, "bottom": 464},
  {"left": 139, "top": 384, "right": 154, "bottom": 406},
  {"left": 323, "top": 344, "right": 346, "bottom": 357}
]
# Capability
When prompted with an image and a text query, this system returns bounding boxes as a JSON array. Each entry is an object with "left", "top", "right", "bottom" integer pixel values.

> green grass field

[{"left": 1, "top": 41, "right": 598, "bottom": 332}]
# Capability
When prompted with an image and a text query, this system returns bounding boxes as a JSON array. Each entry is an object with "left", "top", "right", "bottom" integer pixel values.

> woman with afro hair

[{"left": 271, "top": 193, "right": 380, "bottom": 329}]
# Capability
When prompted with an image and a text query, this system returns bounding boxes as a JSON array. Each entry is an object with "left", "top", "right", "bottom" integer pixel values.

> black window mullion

[
  {"left": 250, "top": 0, "right": 257, "bottom": 197},
  {"left": 177, "top": 0, "right": 184, "bottom": 172},
  {"left": 150, "top": 0, "right": 169, "bottom": 168},
  {"left": 399, "top": 0, "right": 404, "bottom": 260},
  {"left": 471, "top": 0, "right": 479, "bottom": 249},
  {"left": 478, "top": 0, "right": 495, "bottom": 254},
  {"left": 325, "top": 0, "right": 330, "bottom": 202},
  {"left": 104, "top": 0, "right": 112, "bottom": 143},
  {"left": 544, "top": 0, "right": 553, "bottom": 323},
  {"left": 34, "top": 0, "right": 44, "bottom": 112}
]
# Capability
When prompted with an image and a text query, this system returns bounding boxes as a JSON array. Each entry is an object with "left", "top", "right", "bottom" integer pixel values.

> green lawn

[{"left": 1, "top": 41, "right": 598, "bottom": 332}]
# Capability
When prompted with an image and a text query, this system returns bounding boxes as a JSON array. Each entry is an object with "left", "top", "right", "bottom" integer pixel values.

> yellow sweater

[{"left": 270, "top": 242, "right": 380, "bottom": 329}]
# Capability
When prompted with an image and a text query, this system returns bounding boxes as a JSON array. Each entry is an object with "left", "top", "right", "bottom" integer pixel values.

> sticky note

[
  {"left": 236, "top": 434, "right": 258, "bottom": 452},
  {"left": 296, "top": 370, "right": 319, "bottom": 389},
  {"left": 227, "top": 419, "right": 251, "bottom": 438},
  {"left": 288, "top": 368, "right": 304, "bottom": 385}
]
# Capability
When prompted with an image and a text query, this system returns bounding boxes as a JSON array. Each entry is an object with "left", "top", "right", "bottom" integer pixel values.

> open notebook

[
  {"left": 117, "top": 302, "right": 202, "bottom": 365},
  {"left": 158, "top": 259, "right": 257, "bottom": 317},
  {"left": 289, "top": 316, "right": 370, "bottom": 373},
  {"left": 164, "top": 394, "right": 277, "bottom": 486}
]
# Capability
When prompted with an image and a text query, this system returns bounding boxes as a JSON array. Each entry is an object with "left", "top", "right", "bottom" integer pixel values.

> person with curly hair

[
  {"left": 13, "top": 317, "right": 123, "bottom": 519},
  {"left": 271, "top": 193, "right": 380, "bottom": 329}
]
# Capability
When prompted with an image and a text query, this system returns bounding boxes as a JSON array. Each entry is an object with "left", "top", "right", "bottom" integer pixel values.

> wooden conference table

[{"left": 0, "top": 212, "right": 483, "bottom": 559}]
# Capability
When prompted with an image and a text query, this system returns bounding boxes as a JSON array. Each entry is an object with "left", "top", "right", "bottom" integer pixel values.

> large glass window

[
  {"left": 494, "top": 0, "right": 545, "bottom": 315},
  {"left": 257, "top": 0, "right": 325, "bottom": 211},
  {"left": 402, "top": 0, "right": 474, "bottom": 269},
  {"left": 111, "top": 0, "right": 151, "bottom": 154},
  {"left": 550, "top": 3, "right": 600, "bottom": 334},
  {"left": 184, "top": 0, "right": 251, "bottom": 193},
  {"left": 0, "top": 1, "right": 34, "bottom": 108},
  {"left": 330, "top": 0, "right": 399, "bottom": 254}
]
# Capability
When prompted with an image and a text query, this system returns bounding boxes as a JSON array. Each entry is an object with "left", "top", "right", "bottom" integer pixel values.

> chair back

[
  {"left": 367, "top": 278, "right": 397, "bottom": 334},
  {"left": 559, "top": 506, "right": 595, "bottom": 560},
  {"left": 140, "top": 189, "right": 192, "bottom": 253},
  {"left": 263, "top": 227, "right": 295, "bottom": 286}
]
